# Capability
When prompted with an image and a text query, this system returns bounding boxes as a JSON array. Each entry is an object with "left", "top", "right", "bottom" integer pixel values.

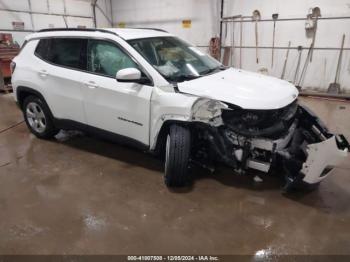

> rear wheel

[
  {"left": 164, "top": 124, "right": 191, "bottom": 187},
  {"left": 23, "top": 96, "right": 58, "bottom": 139}
]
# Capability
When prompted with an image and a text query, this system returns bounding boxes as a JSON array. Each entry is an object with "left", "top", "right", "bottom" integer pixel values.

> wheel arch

[
  {"left": 17, "top": 86, "right": 45, "bottom": 108},
  {"left": 151, "top": 118, "right": 192, "bottom": 156},
  {"left": 17, "top": 86, "right": 55, "bottom": 120}
]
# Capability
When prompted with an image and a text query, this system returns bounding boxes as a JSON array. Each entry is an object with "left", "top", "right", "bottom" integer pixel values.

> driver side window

[{"left": 87, "top": 39, "right": 137, "bottom": 77}]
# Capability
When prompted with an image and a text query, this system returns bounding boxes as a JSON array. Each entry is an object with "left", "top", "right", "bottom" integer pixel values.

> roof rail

[
  {"left": 133, "top": 27, "right": 168, "bottom": 33},
  {"left": 37, "top": 28, "right": 122, "bottom": 38}
]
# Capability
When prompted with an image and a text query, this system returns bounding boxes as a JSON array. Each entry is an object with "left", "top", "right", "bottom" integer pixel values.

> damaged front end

[{"left": 191, "top": 99, "right": 349, "bottom": 190}]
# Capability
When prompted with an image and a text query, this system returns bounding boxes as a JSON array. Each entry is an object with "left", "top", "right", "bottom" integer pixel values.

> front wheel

[
  {"left": 164, "top": 124, "right": 191, "bottom": 187},
  {"left": 283, "top": 174, "right": 321, "bottom": 193},
  {"left": 292, "top": 180, "right": 320, "bottom": 192}
]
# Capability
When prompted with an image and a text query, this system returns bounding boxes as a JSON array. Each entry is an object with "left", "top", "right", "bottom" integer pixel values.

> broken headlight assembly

[{"left": 191, "top": 99, "right": 228, "bottom": 125}]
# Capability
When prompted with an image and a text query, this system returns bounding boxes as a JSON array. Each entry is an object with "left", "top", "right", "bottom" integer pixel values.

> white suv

[{"left": 11, "top": 28, "right": 349, "bottom": 191}]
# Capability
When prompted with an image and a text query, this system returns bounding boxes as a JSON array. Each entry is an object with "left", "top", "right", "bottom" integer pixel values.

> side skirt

[{"left": 53, "top": 118, "right": 149, "bottom": 151}]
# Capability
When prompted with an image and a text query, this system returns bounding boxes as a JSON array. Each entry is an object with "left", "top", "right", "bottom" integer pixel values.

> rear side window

[
  {"left": 47, "top": 38, "right": 86, "bottom": 70},
  {"left": 35, "top": 39, "right": 50, "bottom": 59},
  {"left": 35, "top": 38, "right": 86, "bottom": 70}
]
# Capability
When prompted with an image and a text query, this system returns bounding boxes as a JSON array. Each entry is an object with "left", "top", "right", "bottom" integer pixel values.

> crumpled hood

[{"left": 177, "top": 68, "right": 299, "bottom": 110}]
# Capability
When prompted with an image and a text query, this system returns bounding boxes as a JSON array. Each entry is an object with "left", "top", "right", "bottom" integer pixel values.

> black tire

[
  {"left": 164, "top": 124, "right": 191, "bottom": 187},
  {"left": 23, "top": 95, "right": 58, "bottom": 139},
  {"left": 292, "top": 180, "right": 320, "bottom": 192},
  {"left": 282, "top": 175, "right": 321, "bottom": 193}
]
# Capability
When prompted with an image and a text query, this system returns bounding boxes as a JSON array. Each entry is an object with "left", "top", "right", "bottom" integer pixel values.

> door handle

[
  {"left": 85, "top": 81, "right": 99, "bottom": 89},
  {"left": 39, "top": 69, "right": 48, "bottom": 77}
]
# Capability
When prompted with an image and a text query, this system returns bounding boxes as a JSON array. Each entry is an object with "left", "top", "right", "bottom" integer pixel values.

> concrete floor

[{"left": 0, "top": 93, "right": 350, "bottom": 255}]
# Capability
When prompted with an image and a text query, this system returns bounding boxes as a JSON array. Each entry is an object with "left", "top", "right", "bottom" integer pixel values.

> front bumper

[
  {"left": 300, "top": 135, "right": 348, "bottom": 184},
  {"left": 281, "top": 105, "right": 350, "bottom": 185},
  {"left": 196, "top": 103, "right": 349, "bottom": 186}
]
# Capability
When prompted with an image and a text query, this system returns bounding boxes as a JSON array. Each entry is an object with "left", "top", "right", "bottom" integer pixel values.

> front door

[{"left": 81, "top": 39, "right": 153, "bottom": 146}]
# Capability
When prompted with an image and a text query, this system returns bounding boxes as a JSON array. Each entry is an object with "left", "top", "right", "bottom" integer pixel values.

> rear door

[
  {"left": 81, "top": 39, "right": 153, "bottom": 146},
  {"left": 35, "top": 38, "right": 87, "bottom": 123}
]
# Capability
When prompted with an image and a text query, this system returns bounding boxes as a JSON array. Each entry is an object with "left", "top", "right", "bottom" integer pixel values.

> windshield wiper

[
  {"left": 200, "top": 66, "right": 227, "bottom": 76},
  {"left": 170, "top": 74, "right": 201, "bottom": 82}
]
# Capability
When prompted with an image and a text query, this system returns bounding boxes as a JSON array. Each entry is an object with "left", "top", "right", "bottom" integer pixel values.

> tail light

[{"left": 10, "top": 61, "right": 16, "bottom": 75}]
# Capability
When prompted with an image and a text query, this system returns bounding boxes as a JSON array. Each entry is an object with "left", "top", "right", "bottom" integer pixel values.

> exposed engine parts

[
  {"left": 222, "top": 101, "right": 298, "bottom": 138},
  {"left": 191, "top": 102, "right": 349, "bottom": 190}
]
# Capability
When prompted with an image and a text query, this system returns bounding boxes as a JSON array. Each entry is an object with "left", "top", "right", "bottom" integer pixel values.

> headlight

[{"left": 191, "top": 98, "right": 228, "bottom": 122}]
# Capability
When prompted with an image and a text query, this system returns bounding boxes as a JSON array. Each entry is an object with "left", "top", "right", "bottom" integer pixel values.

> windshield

[{"left": 128, "top": 37, "right": 224, "bottom": 82}]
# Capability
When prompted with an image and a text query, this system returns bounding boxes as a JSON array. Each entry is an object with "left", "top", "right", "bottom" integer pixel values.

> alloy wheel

[{"left": 26, "top": 102, "right": 47, "bottom": 133}]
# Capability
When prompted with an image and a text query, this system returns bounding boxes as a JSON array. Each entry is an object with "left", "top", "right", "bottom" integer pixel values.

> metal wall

[
  {"left": 223, "top": 0, "right": 350, "bottom": 93},
  {"left": 0, "top": 0, "right": 113, "bottom": 45},
  {"left": 111, "top": 0, "right": 221, "bottom": 48},
  {"left": 112, "top": 0, "right": 350, "bottom": 93},
  {"left": 2, "top": 0, "right": 349, "bottom": 92}
]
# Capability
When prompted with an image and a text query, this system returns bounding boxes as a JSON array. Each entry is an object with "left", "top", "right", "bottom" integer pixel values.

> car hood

[{"left": 177, "top": 68, "right": 299, "bottom": 110}]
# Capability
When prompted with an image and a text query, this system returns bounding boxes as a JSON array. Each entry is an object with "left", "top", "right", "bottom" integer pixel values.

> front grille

[{"left": 222, "top": 101, "right": 298, "bottom": 138}]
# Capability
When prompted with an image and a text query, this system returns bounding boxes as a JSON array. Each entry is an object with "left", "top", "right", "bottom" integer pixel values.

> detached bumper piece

[
  {"left": 300, "top": 135, "right": 348, "bottom": 184},
  {"left": 279, "top": 105, "right": 349, "bottom": 190}
]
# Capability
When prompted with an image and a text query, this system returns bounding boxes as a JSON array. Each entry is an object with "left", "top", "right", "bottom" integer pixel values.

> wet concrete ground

[{"left": 0, "top": 94, "right": 349, "bottom": 255}]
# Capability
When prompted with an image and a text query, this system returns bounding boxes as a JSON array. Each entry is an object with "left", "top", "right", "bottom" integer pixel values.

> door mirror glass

[{"left": 116, "top": 68, "right": 142, "bottom": 82}]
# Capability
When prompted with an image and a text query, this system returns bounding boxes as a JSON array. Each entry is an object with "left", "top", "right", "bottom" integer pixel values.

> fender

[
  {"left": 149, "top": 87, "right": 198, "bottom": 151},
  {"left": 150, "top": 115, "right": 192, "bottom": 151}
]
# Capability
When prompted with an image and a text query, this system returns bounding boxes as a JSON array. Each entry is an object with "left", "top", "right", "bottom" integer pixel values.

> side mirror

[{"left": 116, "top": 68, "right": 141, "bottom": 82}]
